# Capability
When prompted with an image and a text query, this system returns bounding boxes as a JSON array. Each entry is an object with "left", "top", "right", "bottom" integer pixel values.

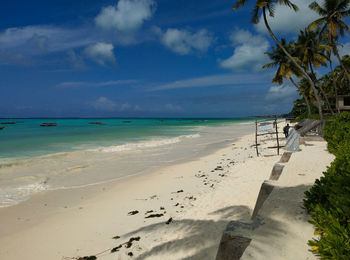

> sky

[{"left": 0, "top": 0, "right": 349, "bottom": 118}]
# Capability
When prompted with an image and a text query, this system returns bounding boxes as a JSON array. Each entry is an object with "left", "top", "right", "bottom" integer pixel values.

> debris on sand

[
  {"left": 128, "top": 210, "right": 139, "bottom": 216},
  {"left": 77, "top": 256, "right": 97, "bottom": 260},
  {"left": 145, "top": 213, "right": 164, "bottom": 218},
  {"left": 111, "top": 245, "right": 123, "bottom": 253}
]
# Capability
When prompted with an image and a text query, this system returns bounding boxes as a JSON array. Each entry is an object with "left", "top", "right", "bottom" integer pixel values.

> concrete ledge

[
  {"left": 279, "top": 152, "right": 292, "bottom": 163},
  {"left": 269, "top": 163, "right": 284, "bottom": 181},
  {"left": 300, "top": 136, "right": 324, "bottom": 142},
  {"left": 216, "top": 219, "right": 262, "bottom": 260},
  {"left": 251, "top": 180, "right": 275, "bottom": 220},
  {"left": 216, "top": 233, "right": 252, "bottom": 260}
]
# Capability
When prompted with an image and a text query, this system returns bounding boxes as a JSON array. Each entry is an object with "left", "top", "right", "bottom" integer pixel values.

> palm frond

[
  {"left": 308, "top": 18, "right": 326, "bottom": 31},
  {"left": 233, "top": 0, "right": 249, "bottom": 10},
  {"left": 262, "top": 62, "right": 278, "bottom": 69},
  {"left": 251, "top": 5, "right": 261, "bottom": 24}
]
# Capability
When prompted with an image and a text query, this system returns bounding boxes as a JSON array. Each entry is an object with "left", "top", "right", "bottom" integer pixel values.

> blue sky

[{"left": 0, "top": 0, "right": 349, "bottom": 117}]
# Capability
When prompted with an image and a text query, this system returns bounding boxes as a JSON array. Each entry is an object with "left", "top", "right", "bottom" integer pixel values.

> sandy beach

[{"left": 0, "top": 124, "right": 334, "bottom": 260}]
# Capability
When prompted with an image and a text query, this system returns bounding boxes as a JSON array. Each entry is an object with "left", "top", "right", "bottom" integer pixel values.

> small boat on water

[
  {"left": 40, "top": 122, "right": 57, "bottom": 127},
  {"left": 122, "top": 121, "right": 132, "bottom": 123},
  {"left": 88, "top": 122, "right": 106, "bottom": 125},
  {"left": 0, "top": 126, "right": 5, "bottom": 130},
  {"left": 1, "top": 121, "right": 16, "bottom": 124}
]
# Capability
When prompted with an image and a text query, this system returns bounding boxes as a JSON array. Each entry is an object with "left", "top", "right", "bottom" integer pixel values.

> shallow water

[{"left": 0, "top": 118, "right": 254, "bottom": 207}]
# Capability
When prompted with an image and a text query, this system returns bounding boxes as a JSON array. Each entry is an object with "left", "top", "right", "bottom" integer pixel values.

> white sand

[{"left": 0, "top": 128, "right": 334, "bottom": 260}]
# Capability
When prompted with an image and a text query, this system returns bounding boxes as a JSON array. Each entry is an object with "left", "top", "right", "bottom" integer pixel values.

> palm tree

[
  {"left": 320, "top": 72, "right": 338, "bottom": 113},
  {"left": 309, "top": 0, "right": 350, "bottom": 81},
  {"left": 334, "top": 55, "right": 350, "bottom": 93},
  {"left": 233, "top": 0, "right": 325, "bottom": 124},
  {"left": 299, "top": 77, "right": 317, "bottom": 114},
  {"left": 263, "top": 39, "right": 312, "bottom": 115},
  {"left": 296, "top": 29, "right": 334, "bottom": 114}
]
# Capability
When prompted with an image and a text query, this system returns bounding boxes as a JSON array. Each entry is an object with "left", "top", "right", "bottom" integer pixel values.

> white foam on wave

[
  {"left": 90, "top": 134, "right": 201, "bottom": 153},
  {"left": 0, "top": 182, "right": 49, "bottom": 207}
]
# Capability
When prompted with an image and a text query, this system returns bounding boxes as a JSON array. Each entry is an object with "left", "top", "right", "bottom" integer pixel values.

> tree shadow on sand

[{"left": 118, "top": 184, "right": 312, "bottom": 260}]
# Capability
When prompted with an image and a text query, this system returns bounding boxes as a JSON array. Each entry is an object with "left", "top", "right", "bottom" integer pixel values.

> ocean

[{"left": 0, "top": 118, "right": 254, "bottom": 207}]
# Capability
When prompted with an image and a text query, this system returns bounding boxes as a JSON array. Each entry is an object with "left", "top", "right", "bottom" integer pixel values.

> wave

[
  {"left": 90, "top": 134, "right": 200, "bottom": 153},
  {"left": 0, "top": 181, "right": 49, "bottom": 208}
]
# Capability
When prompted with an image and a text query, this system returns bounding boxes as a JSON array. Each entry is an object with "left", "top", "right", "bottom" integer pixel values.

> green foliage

[
  {"left": 323, "top": 112, "right": 350, "bottom": 155},
  {"left": 304, "top": 112, "right": 350, "bottom": 259},
  {"left": 292, "top": 113, "right": 334, "bottom": 122}
]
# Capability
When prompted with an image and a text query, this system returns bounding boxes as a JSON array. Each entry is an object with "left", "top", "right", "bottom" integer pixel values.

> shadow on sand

[{"left": 116, "top": 184, "right": 312, "bottom": 260}]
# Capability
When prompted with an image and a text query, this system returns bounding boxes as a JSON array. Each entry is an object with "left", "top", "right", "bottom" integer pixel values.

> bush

[
  {"left": 323, "top": 112, "right": 350, "bottom": 155},
  {"left": 304, "top": 112, "right": 350, "bottom": 259}
]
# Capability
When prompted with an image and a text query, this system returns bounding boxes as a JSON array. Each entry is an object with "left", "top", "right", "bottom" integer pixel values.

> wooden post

[
  {"left": 275, "top": 116, "right": 280, "bottom": 155},
  {"left": 255, "top": 120, "right": 259, "bottom": 156}
]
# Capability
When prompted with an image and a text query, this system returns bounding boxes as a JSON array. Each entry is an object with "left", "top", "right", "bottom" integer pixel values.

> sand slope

[{"left": 0, "top": 132, "right": 333, "bottom": 260}]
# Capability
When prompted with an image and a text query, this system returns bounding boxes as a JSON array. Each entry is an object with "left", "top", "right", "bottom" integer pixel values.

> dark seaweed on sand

[
  {"left": 128, "top": 210, "right": 139, "bottom": 215},
  {"left": 145, "top": 213, "right": 164, "bottom": 218},
  {"left": 77, "top": 256, "right": 97, "bottom": 260}
]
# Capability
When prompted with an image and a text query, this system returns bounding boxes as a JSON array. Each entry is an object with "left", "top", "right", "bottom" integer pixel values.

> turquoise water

[
  {"left": 0, "top": 118, "right": 252, "bottom": 159},
  {"left": 0, "top": 118, "right": 256, "bottom": 207}
]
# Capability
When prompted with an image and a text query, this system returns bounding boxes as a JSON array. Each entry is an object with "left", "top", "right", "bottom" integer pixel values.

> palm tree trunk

[
  {"left": 289, "top": 77, "right": 312, "bottom": 116},
  {"left": 329, "top": 62, "right": 340, "bottom": 114},
  {"left": 262, "top": 7, "right": 324, "bottom": 129},
  {"left": 333, "top": 45, "right": 350, "bottom": 83},
  {"left": 309, "top": 62, "right": 334, "bottom": 115}
]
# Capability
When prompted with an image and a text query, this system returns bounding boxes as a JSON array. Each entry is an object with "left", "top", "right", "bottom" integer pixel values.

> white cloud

[
  {"left": 84, "top": 42, "right": 117, "bottom": 66},
  {"left": 134, "top": 105, "right": 142, "bottom": 111},
  {"left": 160, "top": 28, "right": 214, "bottom": 55},
  {"left": 0, "top": 25, "right": 96, "bottom": 66},
  {"left": 219, "top": 29, "right": 270, "bottom": 71},
  {"left": 149, "top": 73, "right": 269, "bottom": 91},
  {"left": 165, "top": 103, "right": 182, "bottom": 111},
  {"left": 120, "top": 103, "right": 131, "bottom": 110},
  {"left": 265, "top": 85, "right": 298, "bottom": 102},
  {"left": 92, "top": 97, "right": 117, "bottom": 111},
  {"left": 57, "top": 79, "right": 137, "bottom": 88},
  {"left": 0, "top": 26, "right": 94, "bottom": 53},
  {"left": 255, "top": 0, "right": 321, "bottom": 35},
  {"left": 66, "top": 50, "right": 86, "bottom": 70},
  {"left": 339, "top": 42, "right": 350, "bottom": 58},
  {"left": 95, "top": 0, "right": 156, "bottom": 32}
]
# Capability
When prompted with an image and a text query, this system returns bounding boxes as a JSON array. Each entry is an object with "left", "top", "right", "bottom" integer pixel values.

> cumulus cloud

[
  {"left": 95, "top": 0, "right": 156, "bottom": 32},
  {"left": 255, "top": 0, "right": 321, "bottom": 35},
  {"left": 160, "top": 28, "right": 214, "bottom": 55},
  {"left": 91, "top": 97, "right": 117, "bottom": 111},
  {"left": 84, "top": 42, "right": 117, "bottom": 66},
  {"left": 219, "top": 29, "right": 270, "bottom": 71},
  {"left": 265, "top": 85, "right": 298, "bottom": 102}
]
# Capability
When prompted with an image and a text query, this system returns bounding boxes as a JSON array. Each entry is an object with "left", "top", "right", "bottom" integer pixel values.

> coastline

[
  {"left": 0, "top": 121, "right": 254, "bottom": 208},
  {"left": 0, "top": 123, "right": 334, "bottom": 260}
]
